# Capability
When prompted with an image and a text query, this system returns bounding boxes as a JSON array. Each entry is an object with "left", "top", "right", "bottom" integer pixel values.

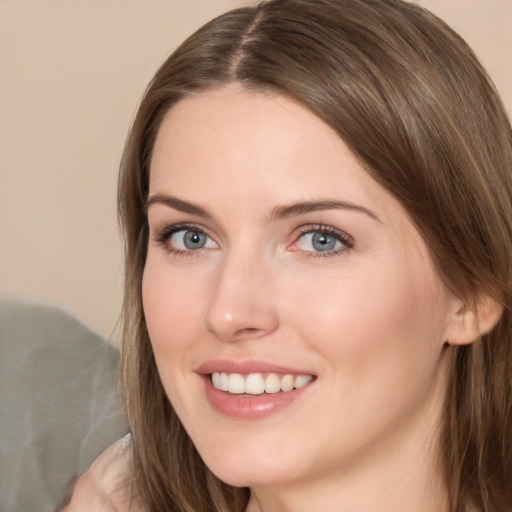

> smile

[{"left": 211, "top": 372, "right": 313, "bottom": 395}]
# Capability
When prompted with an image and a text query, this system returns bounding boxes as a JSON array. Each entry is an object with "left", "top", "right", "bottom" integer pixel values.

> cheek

[
  {"left": 280, "top": 261, "right": 451, "bottom": 449},
  {"left": 141, "top": 259, "right": 214, "bottom": 419},
  {"left": 142, "top": 260, "right": 206, "bottom": 358},
  {"left": 283, "top": 258, "right": 448, "bottom": 377}
]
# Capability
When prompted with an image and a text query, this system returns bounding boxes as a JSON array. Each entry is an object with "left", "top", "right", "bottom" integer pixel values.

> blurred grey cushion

[{"left": 0, "top": 296, "right": 128, "bottom": 512}]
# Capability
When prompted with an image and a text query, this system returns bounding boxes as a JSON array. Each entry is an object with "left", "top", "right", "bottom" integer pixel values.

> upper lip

[{"left": 196, "top": 359, "right": 316, "bottom": 376}]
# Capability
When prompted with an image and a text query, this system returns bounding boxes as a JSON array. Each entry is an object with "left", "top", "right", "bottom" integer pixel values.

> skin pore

[{"left": 143, "top": 85, "right": 479, "bottom": 512}]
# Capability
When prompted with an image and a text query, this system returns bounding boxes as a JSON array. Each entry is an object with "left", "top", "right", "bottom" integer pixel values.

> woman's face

[{"left": 143, "top": 87, "right": 459, "bottom": 491}]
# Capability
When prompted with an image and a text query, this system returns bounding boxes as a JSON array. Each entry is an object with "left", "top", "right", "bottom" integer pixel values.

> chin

[
  {"left": 198, "top": 437, "right": 298, "bottom": 488},
  {"left": 208, "top": 462, "right": 291, "bottom": 489}
]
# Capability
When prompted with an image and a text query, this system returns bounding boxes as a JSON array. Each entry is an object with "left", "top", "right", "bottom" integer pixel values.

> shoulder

[{"left": 60, "top": 434, "right": 144, "bottom": 512}]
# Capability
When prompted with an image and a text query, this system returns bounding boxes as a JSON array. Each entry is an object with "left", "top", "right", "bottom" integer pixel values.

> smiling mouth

[{"left": 210, "top": 372, "right": 314, "bottom": 395}]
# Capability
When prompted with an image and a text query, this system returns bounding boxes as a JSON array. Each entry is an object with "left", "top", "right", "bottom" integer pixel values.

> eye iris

[
  {"left": 184, "top": 230, "right": 206, "bottom": 249},
  {"left": 312, "top": 232, "right": 337, "bottom": 251}
]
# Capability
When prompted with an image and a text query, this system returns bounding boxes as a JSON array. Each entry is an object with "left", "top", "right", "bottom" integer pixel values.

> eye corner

[
  {"left": 151, "top": 223, "right": 218, "bottom": 256},
  {"left": 289, "top": 224, "right": 354, "bottom": 258}
]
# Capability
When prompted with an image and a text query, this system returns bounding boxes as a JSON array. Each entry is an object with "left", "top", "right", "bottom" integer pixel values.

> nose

[{"left": 204, "top": 251, "right": 279, "bottom": 343}]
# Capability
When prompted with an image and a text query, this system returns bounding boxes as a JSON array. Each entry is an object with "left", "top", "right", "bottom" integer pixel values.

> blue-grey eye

[
  {"left": 169, "top": 229, "right": 215, "bottom": 250},
  {"left": 297, "top": 231, "right": 342, "bottom": 252},
  {"left": 312, "top": 232, "right": 338, "bottom": 251}
]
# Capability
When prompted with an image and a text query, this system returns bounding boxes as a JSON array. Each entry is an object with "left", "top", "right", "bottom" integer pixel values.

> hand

[{"left": 60, "top": 435, "right": 144, "bottom": 512}]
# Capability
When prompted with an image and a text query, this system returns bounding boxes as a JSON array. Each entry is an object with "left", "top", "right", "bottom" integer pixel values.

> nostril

[{"left": 232, "top": 327, "right": 266, "bottom": 340}]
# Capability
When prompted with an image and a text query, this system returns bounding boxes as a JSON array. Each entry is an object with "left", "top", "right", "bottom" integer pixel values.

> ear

[{"left": 445, "top": 294, "right": 504, "bottom": 346}]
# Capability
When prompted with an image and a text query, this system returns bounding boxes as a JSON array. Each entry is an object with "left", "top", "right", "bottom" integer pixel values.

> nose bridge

[{"left": 204, "top": 244, "right": 278, "bottom": 342}]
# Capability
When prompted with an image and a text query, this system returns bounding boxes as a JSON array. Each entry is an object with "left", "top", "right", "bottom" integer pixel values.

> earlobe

[{"left": 446, "top": 295, "right": 504, "bottom": 346}]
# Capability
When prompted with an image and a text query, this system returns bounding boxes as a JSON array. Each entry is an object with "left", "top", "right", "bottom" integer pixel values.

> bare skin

[
  {"left": 143, "top": 86, "right": 485, "bottom": 512},
  {"left": 61, "top": 435, "right": 143, "bottom": 512},
  {"left": 65, "top": 87, "right": 500, "bottom": 512}
]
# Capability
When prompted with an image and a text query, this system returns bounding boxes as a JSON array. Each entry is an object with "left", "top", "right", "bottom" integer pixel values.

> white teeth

[
  {"left": 245, "top": 374, "right": 265, "bottom": 394},
  {"left": 228, "top": 373, "right": 245, "bottom": 394},
  {"left": 211, "top": 372, "right": 314, "bottom": 395},
  {"left": 264, "top": 373, "right": 281, "bottom": 394},
  {"left": 280, "top": 374, "right": 295, "bottom": 392},
  {"left": 294, "top": 374, "right": 313, "bottom": 389},
  {"left": 219, "top": 372, "right": 229, "bottom": 391},
  {"left": 212, "top": 372, "right": 221, "bottom": 389}
]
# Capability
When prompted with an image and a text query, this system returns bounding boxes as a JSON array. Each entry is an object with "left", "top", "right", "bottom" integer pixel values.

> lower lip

[{"left": 202, "top": 375, "right": 313, "bottom": 419}]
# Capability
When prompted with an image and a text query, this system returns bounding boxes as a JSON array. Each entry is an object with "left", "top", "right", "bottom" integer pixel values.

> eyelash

[
  {"left": 152, "top": 223, "right": 214, "bottom": 257},
  {"left": 293, "top": 224, "right": 354, "bottom": 258},
  {"left": 151, "top": 222, "right": 354, "bottom": 258}
]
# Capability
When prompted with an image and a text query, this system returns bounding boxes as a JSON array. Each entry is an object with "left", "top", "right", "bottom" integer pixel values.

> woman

[{"left": 65, "top": 0, "right": 512, "bottom": 510}]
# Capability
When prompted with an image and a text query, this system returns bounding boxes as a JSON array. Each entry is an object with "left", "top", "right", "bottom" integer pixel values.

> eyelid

[
  {"left": 151, "top": 222, "right": 218, "bottom": 255},
  {"left": 152, "top": 221, "right": 204, "bottom": 241},
  {"left": 150, "top": 221, "right": 353, "bottom": 258},
  {"left": 289, "top": 224, "right": 354, "bottom": 256}
]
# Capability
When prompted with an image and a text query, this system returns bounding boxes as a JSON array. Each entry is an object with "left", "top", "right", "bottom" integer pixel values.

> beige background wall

[{"left": 1, "top": 0, "right": 511, "bottom": 342}]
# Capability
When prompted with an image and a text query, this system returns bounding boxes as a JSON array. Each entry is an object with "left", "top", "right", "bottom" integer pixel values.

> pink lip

[
  {"left": 197, "top": 359, "right": 314, "bottom": 376},
  {"left": 196, "top": 359, "right": 316, "bottom": 420}
]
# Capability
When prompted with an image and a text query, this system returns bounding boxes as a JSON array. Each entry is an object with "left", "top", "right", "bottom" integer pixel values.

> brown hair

[{"left": 118, "top": 1, "right": 512, "bottom": 510}]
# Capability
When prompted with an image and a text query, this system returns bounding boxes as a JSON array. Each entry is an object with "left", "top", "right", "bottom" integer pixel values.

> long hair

[{"left": 117, "top": 1, "right": 512, "bottom": 510}]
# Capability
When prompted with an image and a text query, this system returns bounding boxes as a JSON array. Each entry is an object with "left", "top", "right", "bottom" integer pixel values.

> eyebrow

[
  {"left": 145, "top": 193, "right": 212, "bottom": 218},
  {"left": 145, "top": 194, "right": 380, "bottom": 223},
  {"left": 269, "top": 199, "right": 381, "bottom": 223}
]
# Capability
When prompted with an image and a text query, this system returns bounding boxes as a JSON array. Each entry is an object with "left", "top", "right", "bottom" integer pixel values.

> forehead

[
  {"left": 152, "top": 88, "right": 362, "bottom": 189},
  {"left": 151, "top": 87, "right": 339, "bottom": 170},
  {"left": 149, "top": 87, "right": 408, "bottom": 227}
]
